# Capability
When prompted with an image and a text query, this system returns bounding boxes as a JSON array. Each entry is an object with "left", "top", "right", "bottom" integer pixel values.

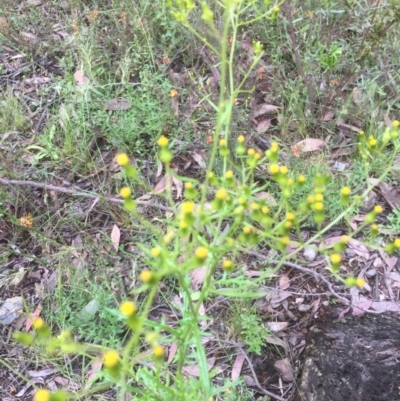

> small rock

[
  {"left": 266, "top": 322, "right": 289, "bottom": 332},
  {"left": 345, "top": 248, "right": 356, "bottom": 257},
  {"left": 0, "top": 296, "right": 23, "bottom": 325},
  {"left": 303, "top": 247, "right": 317, "bottom": 262},
  {"left": 373, "top": 258, "right": 383, "bottom": 268},
  {"left": 365, "top": 268, "right": 377, "bottom": 278},
  {"left": 274, "top": 358, "right": 294, "bottom": 382},
  {"left": 298, "top": 304, "right": 312, "bottom": 312},
  {"left": 361, "top": 191, "right": 378, "bottom": 212}
]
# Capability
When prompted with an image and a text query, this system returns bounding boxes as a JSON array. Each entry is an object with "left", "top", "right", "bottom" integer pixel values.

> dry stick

[
  {"left": 0, "top": 178, "right": 173, "bottom": 212},
  {"left": 246, "top": 249, "right": 386, "bottom": 315},
  {"left": 283, "top": 0, "right": 316, "bottom": 115},
  {"left": 245, "top": 249, "right": 350, "bottom": 305},
  {"left": 217, "top": 339, "right": 288, "bottom": 401}
]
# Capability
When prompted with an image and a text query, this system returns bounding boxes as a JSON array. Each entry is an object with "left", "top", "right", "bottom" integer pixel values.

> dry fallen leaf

[
  {"left": 153, "top": 174, "right": 169, "bottom": 193},
  {"left": 252, "top": 103, "right": 279, "bottom": 118},
  {"left": 73, "top": 70, "right": 90, "bottom": 85},
  {"left": 274, "top": 358, "right": 294, "bottom": 382},
  {"left": 110, "top": 224, "right": 121, "bottom": 252},
  {"left": 189, "top": 266, "right": 207, "bottom": 291},
  {"left": 168, "top": 342, "right": 178, "bottom": 364},
  {"left": 266, "top": 321, "right": 289, "bottom": 332},
  {"left": 182, "top": 357, "right": 215, "bottom": 377},
  {"left": 254, "top": 191, "right": 277, "bottom": 206},
  {"left": 279, "top": 273, "right": 290, "bottom": 290},
  {"left": 291, "top": 138, "right": 324, "bottom": 157},
  {"left": 378, "top": 181, "right": 400, "bottom": 209},
  {"left": 190, "top": 151, "right": 207, "bottom": 168},
  {"left": 323, "top": 111, "right": 334, "bottom": 121},
  {"left": 231, "top": 352, "right": 246, "bottom": 381},
  {"left": 352, "top": 87, "right": 361, "bottom": 106},
  {"left": 105, "top": 99, "right": 132, "bottom": 111},
  {"left": 172, "top": 176, "right": 183, "bottom": 199},
  {"left": 256, "top": 119, "right": 271, "bottom": 133},
  {"left": 53, "top": 376, "right": 80, "bottom": 391},
  {"left": 348, "top": 239, "right": 369, "bottom": 259}
]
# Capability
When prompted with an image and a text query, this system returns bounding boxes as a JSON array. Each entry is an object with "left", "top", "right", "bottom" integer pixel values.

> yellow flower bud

[
  {"left": 225, "top": 170, "right": 233, "bottom": 179},
  {"left": 33, "top": 318, "right": 44, "bottom": 330},
  {"left": 182, "top": 201, "right": 195, "bottom": 214},
  {"left": 315, "top": 194, "right": 323, "bottom": 202},
  {"left": 243, "top": 226, "right": 251, "bottom": 235},
  {"left": 393, "top": 120, "right": 399, "bottom": 128},
  {"left": 215, "top": 188, "right": 228, "bottom": 200},
  {"left": 151, "top": 247, "right": 161, "bottom": 257},
  {"left": 237, "top": 135, "right": 245, "bottom": 143},
  {"left": 286, "top": 212, "right": 295, "bottom": 221},
  {"left": 269, "top": 164, "right": 279, "bottom": 174},
  {"left": 280, "top": 165, "right": 288, "bottom": 175},
  {"left": 195, "top": 246, "right": 208, "bottom": 260},
  {"left": 185, "top": 182, "right": 193, "bottom": 189},
  {"left": 119, "top": 186, "right": 131, "bottom": 199},
  {"left": 222, "top": 260, "right": 233, "bottom": 271},
  {"left": 341, "top": 235, "right": 350, "bottom": 244},
  {"left": 103, "top": 350, "right": 120, "bottom": 368},
  {"left": 247, "top": 148, "right": 255, "bottom": 156},
  {"left": 330, "top": 253, "right": 341, "bottom": 264},
  {"left": 153, "top": 344, "right": 164, "bottom": 358},
  {"left": 356, "top": 278, "right": 366, "bottom": 287},
  {"left": 270, "top": 142, "right": 278, "bottom": 152},
  {"left": 261, "top": 206, "right": 269, "bottom": 214},
  {"left": 140, "top": 270, "right": 153, "bottom": 283},
  {"left": 298, "top": 175, "right": 306, "bottom": 183},
  {"left": 341, "top": 187, "right": 351, "bottom": 196},
  {"left": 374, "top": 205, "right": 383, "bottom": 214},
  {"left": 120, "top": 301, "right": 136, "bottom": 317},
  {"left": 314, "top": 202, "right": 324, "bottom": 211},
  {"left": 33, "top": 389, "right": 51, "bottom": 401},
  {"left": 394, "top": 238, "right": 400, "bottom": 248},
  {"left": 219, "top": 139, "right": 227, "bottom": 147},
  {"left": 157, "top": 136, "right": 169, "bottom": 147},
  {"left": 116, "top": 153, "right": 129, "bottom": 166}
]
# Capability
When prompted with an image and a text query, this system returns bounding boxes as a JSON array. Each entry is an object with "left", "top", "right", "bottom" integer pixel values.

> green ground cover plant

[{"left": 1, "top": 0, "right": 400, "bottom": 400}]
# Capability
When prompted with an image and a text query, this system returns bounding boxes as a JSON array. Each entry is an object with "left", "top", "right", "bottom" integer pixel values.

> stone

[
  {"left": 303, "top": 247, "right": 317, "bottom": 262},
  {"left": 365, "top": 268, "right": 377, "bottom": 278}
]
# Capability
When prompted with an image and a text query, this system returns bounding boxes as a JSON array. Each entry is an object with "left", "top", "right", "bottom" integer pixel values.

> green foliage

[{"left": 240, "top": 312, "right": 270, "bottom": 355}]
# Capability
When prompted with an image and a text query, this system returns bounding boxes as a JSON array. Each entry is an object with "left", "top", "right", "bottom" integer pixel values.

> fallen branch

[
  {"left": 245, "top": 249, "right": 350, "bottom": 305},
  {"left": 0, "top": 178, "right": 173, "bottom": 212}
]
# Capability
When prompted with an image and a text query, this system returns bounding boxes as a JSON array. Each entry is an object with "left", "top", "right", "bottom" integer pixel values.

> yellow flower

[
  {"left": 374, "top": 205, "right": 383, "bottom": 214},
  {"left": 33, "top": 318, "right": 44, "bottom": 330},
  {"left": 247, "top": 148, "right": 255, "bottom": 156},
  {"left": 356, "top": 278, "right": 366, "bottom": 287},
  {"left": 341, "top": 235, "right": 350, "bottom": 244},
  {"left": 116, "top": 153, "right": 129, "bottom": 166},
  {"left": 208, "top": 172, "right": 214, "bottom": 179},
  {"left": 195, "top": 246, "right": 208, "bottom": 260},
  {"left": 179, "top": 220, "right": 188, "bottom": 229},
  {"left": 298, "top": 175, "right": 306, "bottom": 183},
  {"left": 359, "top": 130, "right": 365, "bottom": 136},
  {"left": 254, "top": 152, "right": 261, "bottom": 160},
  {"left": 157, "top": 136, "right": 169, "bottom": 147},
  {"left": 140, "top": 270, "right": 153, "bottom": 283},
  {"left": 237, "top": 135, "right": 245, "bottom": 143},
  {"left": 225, "top": 170, "right": 233, "bottom": 179},
  {"left": 215, "top": 188, "right": 228, "bottom": 200},
  {"left": 33, "top": 389, "right": 50, "bottom": 401},
  {"left": 314, "top": 202, "right": 324, "bottom": 211},
  {"left": 393, "top": 120, "right": 399, "bottom": 128},
  {"left": 153, "top": 344, "right": 164, "bottom": 358},
  {"left": 222, "top": 260, "right": 233, "bottom": 270},
  {"left": 219, "top": 139, "right": 227, "bottom": 147},
  {"left": 182, "top": 201, "right": 195, "bottom": 214},
  {"left": 287, "top": 178, "right": 294, "bottom": 185},
  {"left": 330, "top": 253, "right": 341, "bottom": 264},
  {"left": 238, "top": 197, "right": 246, "bottom": 205},
  {"left": 270, "top": 142, "right": 278, "bottom": 152},
  {"left": 120, "top": 301, "right": 136, "bottom": 317},
  {"left": 341, "top": 187, "right": 351, "bottom": 196},
  {"left": 169, "top": 89, "right": 178, "bottom": 97},
  {"left": 280, "top": 165, "right": 288, "bottom": 175},
  {"left": 394, "top": 238, "right": 400, "bottom": 248},
  {"left": 185, "top": 182, "right": 193, "bottom": 189},
  {"left": 307, "top": 195, "right": 315, "bottom": 203},
  {"left": 243, "top": 226, "right": 251, "bottom": 235},
  {"left": 315, "top": 194, "right": 323, "bottom": 202},
  {"left": 285, "top": 221, "right": 292, "bottom": 228},
  {"left": 151, "top": 247, "right": 161, "bottom": 257},
  {"left": 280, "top": 236, "right": 290, "bottom": 245},
  {"left": 103, "top": 350, "right": 120, "bottom": 368},
  {"left": 368, "top": 137, "right": 377, "bottom": 147},
  {"left": 250, "top": 202, "right": 260, "bottom": 210},
  {"left": 119, "top": 186, "right": 131, "bottom": 199},
  {"left": 286, "top": 212, "right": 295, "bottom": 221},
  {"left": 261, "top": 206, "right": 269, "bottom": 214},
  {"left": 269, "top": 164, "right": 279, "bottom": 174},
  {"left": 274, "top": 6, "right": 280, "bottom": 12}
]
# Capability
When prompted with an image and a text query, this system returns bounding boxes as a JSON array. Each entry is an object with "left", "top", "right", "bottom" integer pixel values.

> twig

[
  {"left": 0, "top": 178, "right": 173, "bottom": 212},
  {"left": 245, "top": 249, "right": 350, "bottom": 305},
  {"left": 217, "top": 339, "right": 288, "bottom": 401},
  {"left": 283, "top": 0, "right": 316, "bottom": 115}
]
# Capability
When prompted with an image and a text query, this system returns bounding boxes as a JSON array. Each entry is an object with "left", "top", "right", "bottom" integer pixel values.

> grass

[{"left": 1, "top": 0, "right": 400, "bottom": 399}]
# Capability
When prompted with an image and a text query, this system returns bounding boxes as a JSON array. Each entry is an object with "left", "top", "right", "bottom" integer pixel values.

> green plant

[
  {"left": 240, "top": 312, "right": 270, "bottom": 355},
  {"left": 10, "top": 2, "right": 400, "bottom": 401},
  {"left": 385, "top": 208, "right": 400, "bottom": 232}
]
